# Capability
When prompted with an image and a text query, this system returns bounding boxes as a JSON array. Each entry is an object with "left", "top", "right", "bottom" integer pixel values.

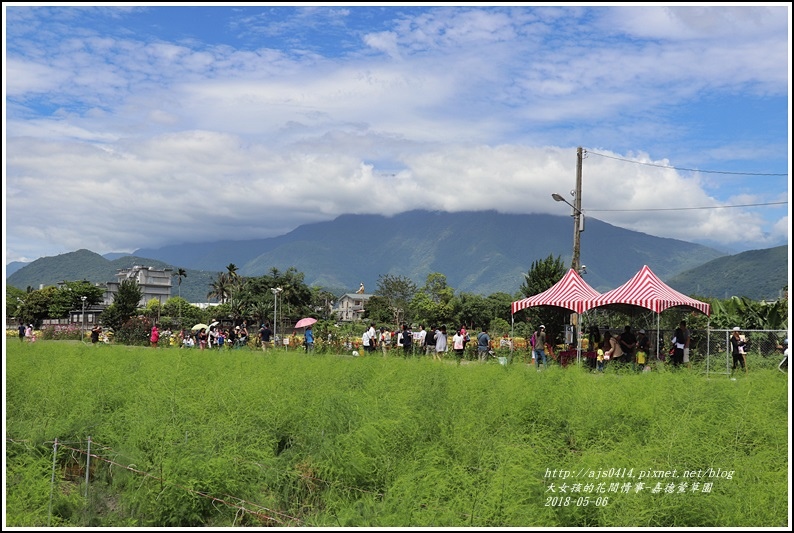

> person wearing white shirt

[{"left": 434, "top": 326, "right": 448, "bottom": 361}]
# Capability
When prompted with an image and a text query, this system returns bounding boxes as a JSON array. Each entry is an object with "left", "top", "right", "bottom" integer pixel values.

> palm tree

[
  {"left": 207, "top": 273, "right": 231, "bottom": 304},
  {"left": 174, "top": 268, "right": 187, "bottom": 326},
  {"left": 174, "top": 268, "right": 187, "bottom": 298}
]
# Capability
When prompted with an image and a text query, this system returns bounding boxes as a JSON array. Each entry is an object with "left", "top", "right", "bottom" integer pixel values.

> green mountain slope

[
  {"left": 666, "top": 245, "right": 789, "bottom": 300},
  {"left": 8, "top": 212, "right": 785, "bottom": 301},
  {"left": 5, "top": 250, "right": 218, "bottom": 303}
]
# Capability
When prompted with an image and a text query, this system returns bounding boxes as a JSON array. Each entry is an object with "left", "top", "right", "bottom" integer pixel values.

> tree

[
  {"left": 362, "top": 295, "right": 395, "bottom": 325},
  {"left": 451, "top": 292, "right": 490, "bottom": 331},
  {"left": 373, "top": 274, "right": 416, "bottom": 325},
  {"left": 309, "top": 287, "right": 338, "bottom": 320},
  {"left": 207, "top": 273, "right": 231, "bottom": 304},
  {"left": 6, "top": 285, "right": 26, "bottom": 321},
  {"left": 485, "top": 292, "right": 515, "bottom": 324},
  {"left": 413, "top": 273, "right": 455, "bottom": 326},
  {"left": 174, "top": 268, "right": 187, "bottom": 298},
  {"left": 16, "top": 286, "right": 57, "bottom": 325},
  {"left": 101, "top": 279, "right": 143, "bottom": 331},
  {"left": 47, "top": 281, "right": 104, "bottom": 318},
  {"left": 174, "top": 268, "right": 187, "bottom": 325},
  {"left": 163, "top": 297, "right": 203, "bottom": 326},
  {"left": 516, "top": 254, "right": 567, "bottom": 345}
]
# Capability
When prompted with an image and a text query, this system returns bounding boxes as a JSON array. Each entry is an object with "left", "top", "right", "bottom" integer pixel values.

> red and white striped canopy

[
  {"left": 587, "top": 265, "right": 710, "bottom": 316},
  {"left": 511, "top": 268, "right": 602, "bottom": 315}
]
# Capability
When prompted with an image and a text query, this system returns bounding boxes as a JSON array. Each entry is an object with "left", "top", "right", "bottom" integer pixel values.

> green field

[{"left": 5, "top": 341, "right": 789, "bottom": 527}]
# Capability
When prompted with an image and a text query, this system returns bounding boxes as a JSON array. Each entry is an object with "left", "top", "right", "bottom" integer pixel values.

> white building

[
  {"left": 103, "top": 265, "right": 173, "bottom": 307},
  {"left": 333, "top": 293, "right": 373, "bottom": 322}
]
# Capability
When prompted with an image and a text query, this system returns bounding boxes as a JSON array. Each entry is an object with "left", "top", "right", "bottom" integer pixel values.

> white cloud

[{"left": 3, "top": 5, "right": 789, "bottom": 263}]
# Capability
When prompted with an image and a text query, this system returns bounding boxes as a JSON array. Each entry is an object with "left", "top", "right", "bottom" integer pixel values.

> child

[
  {"left": 596, "top": 347, "right": 605, "bottom": 372},
  {"left": 635, "top": 348, "right": 647, "bottom": 370}
]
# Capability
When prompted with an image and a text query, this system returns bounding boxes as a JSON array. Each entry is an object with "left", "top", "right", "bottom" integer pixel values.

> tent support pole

[
  {"left": 510, "top": 314, "right": 514, "bottom": 361},
  {"left": 576, "top": 313, "right": 581, "bottom": 367}
]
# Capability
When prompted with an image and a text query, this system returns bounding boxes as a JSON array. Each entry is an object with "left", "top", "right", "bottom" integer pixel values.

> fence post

[{"left": 49, "top": 438, "right": 58, "bottom": 527}]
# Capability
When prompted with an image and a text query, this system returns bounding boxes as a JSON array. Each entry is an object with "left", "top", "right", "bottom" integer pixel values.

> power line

[
  {"left": 585, "top": 150, "right": 788, "bottom": 176},
  {"left": 586, "top": 201, "right": 787, "bottom": 213}
]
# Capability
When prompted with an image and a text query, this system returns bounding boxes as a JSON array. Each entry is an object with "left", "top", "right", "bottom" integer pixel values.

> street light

[
  {"left": 552, "top": 192, "right": 585, "bottom": 273},
  {"left": 81, "top": 296, "right": 87, "bottom": 343},
  {"left": 271, "top": 287, "right": 283, "bottom": 348}
]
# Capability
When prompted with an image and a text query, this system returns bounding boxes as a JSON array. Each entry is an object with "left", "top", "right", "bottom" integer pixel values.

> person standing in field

[
  {"left": 150, "top": 324, "right": 160, "bottom": 348},
  {"left": 671, "top": 323, "right": 686, "bottom": 367},
  {"left": 477, "top": 327, "right": 491, "bottom": 362},
  {"left": 596, "top": 346, "right": 605, "bottom": 372},
  {"left": 304, "top": 325, "right": 315, "bottom": 353},
  {"left": 452, "top": 328, "right": 465, "bottom": 360},
  {"left": 680, "top": 320, "right": 692, "bottom": 368},
  {"left": 399, "top": 324, "right": 413, "bottom": 356},
  {"left": 198, "top": 328, "right": 208, "bottom": 351},
  {"left": 434, "top": 325, "right": 447, "bottom": 361},
  {"left": 425, "top": 325, "right": 438, "bottom": 356},
  {"left": 238, "top": 322, "right": 249, "bottom": 347},
  {"left": 366, "top": 323, "right": 377, "bottom": 354},
  {"left": 208, "top": 325, "right": 219, "bottom": 349},
  {"left": 730, "top": 326, "right": 747, "bottom": 373},
  {"left": 460, "top": 325, "right": 470, "bottom": 354},
  {"left": 603, "top": 331, "right": 623, "bottom": 367},
  {"left": 379, "top": 327, "right": 391, "bottom": 356},
  {"left": 533, "top": 325, "right": 548, "bottom": 370},
  {"left": 416, "top": 325, "right": 427, "bottom": 354},
  {"left": 91, "top": 325, "right": 102, "bottom": 344},
  {"left": 619, "top": 325, "right": 637, "bottom": 367},
  {"left": 18, "top": 322, "right": 26, "bottom": 342},
  {"left": 635, "top": 329, "right": 650, "bottom": 371},
  {"left": 259, "top": 323, "right": 273, "bottom": 351}
]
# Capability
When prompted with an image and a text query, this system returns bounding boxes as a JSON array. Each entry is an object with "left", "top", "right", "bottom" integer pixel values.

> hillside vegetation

[
  {"left": 667, "top": 245, "right": 788, "bottom": 300},
  {"left": 6, "top": 342, "right": 787, "bottom": 527},
  {"left": 8, "top": 211, "right": 733, "bottom": 299}
]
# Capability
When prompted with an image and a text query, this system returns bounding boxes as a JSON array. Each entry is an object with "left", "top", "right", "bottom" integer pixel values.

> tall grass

[{"left": 5, "top": 341, "right": 788, "bottom": 527}]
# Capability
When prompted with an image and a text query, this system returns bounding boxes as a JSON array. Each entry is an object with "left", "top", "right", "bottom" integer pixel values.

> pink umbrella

[{"left": 294, "top": 317, "right": 318, "bottom": 328}]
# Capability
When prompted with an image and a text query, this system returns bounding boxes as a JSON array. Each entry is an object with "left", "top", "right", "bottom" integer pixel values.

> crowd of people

[
  {"left": 138, "top": 320, "right": 788, "bottom": 375},
  {"left": 349, "top": 323, "right": 476, "bottom": 361}
]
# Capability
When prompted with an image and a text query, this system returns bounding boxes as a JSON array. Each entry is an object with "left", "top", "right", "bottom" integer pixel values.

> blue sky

[{"left": 3, "top": 3, "right": 791, "bottom": 266}]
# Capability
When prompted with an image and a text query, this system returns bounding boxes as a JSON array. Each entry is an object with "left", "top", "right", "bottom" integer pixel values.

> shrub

[
  {"left": 114, "top": 316, "right": 152, "bottom": 346},
  {"left": 38, "top": 324, "right": 83, "bottom": 341}
]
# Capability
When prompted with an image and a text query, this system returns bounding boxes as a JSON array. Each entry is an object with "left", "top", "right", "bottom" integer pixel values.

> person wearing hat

[
  {"left": 635, "top": 329, "right": 650, "bottom": 371},
  {"left": 304, "top": 325, "right": 315, "bottom": 353},
  {"left": 533, "top": 325, "right": 548, "bottom": 370},
  {"left": 238, "top": 321, "right": 249, "bottom": 347},
  {"left": 729, "top": 327, "right": 747, "bottom": 373}
]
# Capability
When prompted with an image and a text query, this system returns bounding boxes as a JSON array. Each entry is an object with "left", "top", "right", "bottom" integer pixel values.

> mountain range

[{"left": 6, "top": 210, "right": 788, "bottom": 302}]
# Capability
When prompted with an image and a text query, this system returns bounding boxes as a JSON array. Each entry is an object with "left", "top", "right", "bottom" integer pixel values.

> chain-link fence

[{"left": 641, "top": 328, "right": 788, "bottom": 376}]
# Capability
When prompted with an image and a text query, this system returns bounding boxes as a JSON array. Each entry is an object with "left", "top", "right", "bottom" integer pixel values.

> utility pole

[{"left": 572, "top": 146, "right": 583, "bottom": 273}]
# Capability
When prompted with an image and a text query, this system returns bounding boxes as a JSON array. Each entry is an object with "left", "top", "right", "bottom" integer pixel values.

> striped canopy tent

[
  {"left": 511, "top": 269, "right": 601, "bottom": 365},
  {"left": 587, "top": 265, "right": 710, "bottom": 316},
  {"left": 586, "top": 265, "right": 711, "bottom": 366},
  {"left": 511, "top": 268, "right": 601, "bottom": 315}
]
